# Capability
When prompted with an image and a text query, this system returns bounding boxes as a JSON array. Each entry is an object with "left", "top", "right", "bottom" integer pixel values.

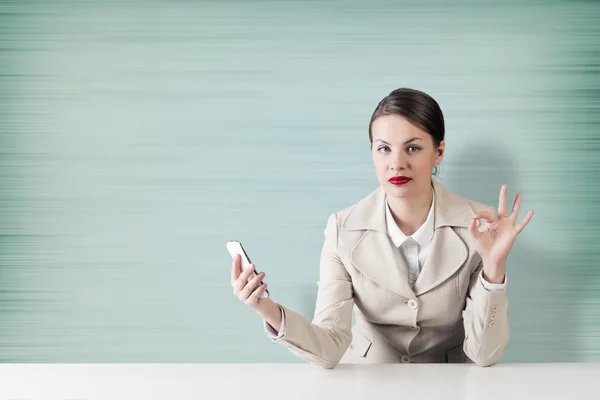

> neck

[{"left": 386, "top": 182, "right": 434, "bottom": 236}]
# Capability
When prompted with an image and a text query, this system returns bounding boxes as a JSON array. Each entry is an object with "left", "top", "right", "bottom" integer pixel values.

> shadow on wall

[{"left": 444, "top": 140, "right": 576, "bottom": 362}]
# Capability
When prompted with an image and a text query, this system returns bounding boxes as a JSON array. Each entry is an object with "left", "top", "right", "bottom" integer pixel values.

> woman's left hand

[{"left": 468, "top": 184, "right": 534, "bottom": 284}]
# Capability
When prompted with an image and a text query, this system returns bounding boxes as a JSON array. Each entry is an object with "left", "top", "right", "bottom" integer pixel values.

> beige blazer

[{"left": 266, "top": 179, "right": 509, "bottom": 368}]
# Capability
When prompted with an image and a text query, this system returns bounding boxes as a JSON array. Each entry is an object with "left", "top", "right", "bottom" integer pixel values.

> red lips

[{"left": 389, "top": 176, "right": 412, "bottom": 185}]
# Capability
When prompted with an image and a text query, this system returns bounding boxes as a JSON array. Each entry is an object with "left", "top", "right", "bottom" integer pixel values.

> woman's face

[{"left": 371, "top": 114, "right": 444, "bottom": 199}]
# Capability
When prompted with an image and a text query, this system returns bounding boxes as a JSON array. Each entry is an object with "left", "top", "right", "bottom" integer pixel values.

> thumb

[{"left": 231, "top": 254, "right": 242, "bottom": 281}]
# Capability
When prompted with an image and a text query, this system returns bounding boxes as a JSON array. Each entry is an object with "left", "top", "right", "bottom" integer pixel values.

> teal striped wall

[{"left": 1, "top": 0, "right": 599, "bottom": 362}]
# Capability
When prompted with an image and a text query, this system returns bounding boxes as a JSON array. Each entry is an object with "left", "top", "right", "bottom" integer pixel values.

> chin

[{"left": 383, "top": 183, "right": 412, "bottom": 198}]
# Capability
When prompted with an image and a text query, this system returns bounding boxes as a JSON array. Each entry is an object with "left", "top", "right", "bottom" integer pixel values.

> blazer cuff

[
  {"left": 470, "top": 271, "right": 508, "bottom": 319},
  {"left": 479, "top": 270, "right": 507, "bottom": 292},
  {"left": 264, "top": 305, "right": 286, "bottom": 341}
]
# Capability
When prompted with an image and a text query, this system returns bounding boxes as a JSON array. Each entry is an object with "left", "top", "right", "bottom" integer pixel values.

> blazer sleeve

[
  {"left": 263, "top": 212, "right": 354, "bottom": 369},
  {"left": 462, "top": 256, "right": 510, "bottom": 367}
]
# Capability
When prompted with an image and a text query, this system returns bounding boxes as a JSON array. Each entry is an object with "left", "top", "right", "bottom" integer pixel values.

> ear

[{"left": 435, "top": 140, "right": 445, "bottom": 165}]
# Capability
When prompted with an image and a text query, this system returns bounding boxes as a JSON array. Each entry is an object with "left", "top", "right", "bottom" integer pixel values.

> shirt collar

[{"left": 385, "top": 193, "right": 435, "bottom": 248}]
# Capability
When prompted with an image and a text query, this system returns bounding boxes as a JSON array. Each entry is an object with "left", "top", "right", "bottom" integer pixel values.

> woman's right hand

[
  {"left": 230, "top": 255, "right": 282, "bottom": 334},
  {"left": 231, "top": 253, "right": 270, "bottom": 310}
]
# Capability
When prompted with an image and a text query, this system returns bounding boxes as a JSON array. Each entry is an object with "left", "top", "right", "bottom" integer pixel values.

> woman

[{"left": 230, "top": 88, "right": 534, "bottom": 368}]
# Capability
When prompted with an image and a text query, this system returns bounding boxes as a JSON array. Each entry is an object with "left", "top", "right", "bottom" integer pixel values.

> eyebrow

[{"left": 376, "top": 137, "right": 423, "bottom": 145}]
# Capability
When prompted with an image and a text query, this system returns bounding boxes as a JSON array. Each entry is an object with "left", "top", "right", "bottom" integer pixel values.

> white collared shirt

[{"left": 385, "top": 195, "right": 435, "bottom": 289}]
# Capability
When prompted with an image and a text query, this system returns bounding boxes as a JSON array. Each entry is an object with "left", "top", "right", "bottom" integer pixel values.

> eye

[
  {"left": 407, "top": 146, "right": 421, "bottom": 153},
  {"left": 377, "top": 146, "right": 390, "bottom": 153}
]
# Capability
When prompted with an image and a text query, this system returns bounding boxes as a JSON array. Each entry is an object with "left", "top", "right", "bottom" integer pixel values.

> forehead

[{"left": 371, "top": 114, "right": 428, "bottom": 142}]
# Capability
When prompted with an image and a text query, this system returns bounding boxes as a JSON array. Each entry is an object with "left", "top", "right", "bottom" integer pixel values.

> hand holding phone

[
  {"left": 227, "top": 240, "right": 269, "bottom": 299},
  {"left": 227, "top": 240, "right": 284, "bottom": 333}
]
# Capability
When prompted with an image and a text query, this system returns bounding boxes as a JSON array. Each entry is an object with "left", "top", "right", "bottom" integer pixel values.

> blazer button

[
  {"left": 489, "top": 320, "right": 496, "bottom": 327},
  {"left": 490, "top": 313, "right": 497, "bottom": 321},
  {"left": 401, "top": 355, "right": 411, "bottom": 363},
  {"left": 407, "top": 299, "right": 418, "bottom": 310}
]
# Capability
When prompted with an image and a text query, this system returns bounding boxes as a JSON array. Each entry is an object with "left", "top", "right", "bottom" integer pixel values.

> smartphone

[{"left": 226, "top": 240, "right": 269, "bottom": 298}]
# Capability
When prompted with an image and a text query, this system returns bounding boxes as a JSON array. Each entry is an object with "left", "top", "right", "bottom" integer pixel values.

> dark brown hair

[{"left": 368, "top": 88, "right": 445, "bottom": 175}]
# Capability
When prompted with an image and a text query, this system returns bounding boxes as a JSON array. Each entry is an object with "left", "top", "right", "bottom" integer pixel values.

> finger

[
  {"left": 247, "top": 283, "right": 268, "bottom": 305},
  {"left": 233, "top": 264, "right": 255, "bottom": 293},
  {"left": 473, "top": 210, "right": 495, "bottom": 222},
  {"left": 239, "top": 271, "right": 265, "bottom": 300},
  {"left": 515, "top": 210, "right": 534, "bottom": 234},
  {"left": 238, "top": 263, "right": 256, "bottom": 282},
  {"left": 469, "top": 217, "right": 481, "bottom": 241},
  {"left": 498, "top": 184, "right": 507, "bottom": 218},
  {"left": 508, "top": 192, "right": 522, "bottom": 225},
  {"left": 231, "top": 254, "right": 241, "bottom": 282}
]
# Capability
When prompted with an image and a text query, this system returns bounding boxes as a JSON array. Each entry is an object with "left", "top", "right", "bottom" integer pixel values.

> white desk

[{"left": 1, "top": 363, "right": 599, "bottom": 399}]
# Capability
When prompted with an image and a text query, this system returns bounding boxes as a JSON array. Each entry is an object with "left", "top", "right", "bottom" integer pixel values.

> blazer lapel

[
  {"left": 412, "top": 226, "right": 468, "bottom": 296},
  {"left": 341, "top": 186, "right": 415, "bottom": 299},
  {"left": 414, "top": 180, "right": 474, "bottom": 296},
  {"left": 350, "top": 230, "right": 416, "bottom": 299}
]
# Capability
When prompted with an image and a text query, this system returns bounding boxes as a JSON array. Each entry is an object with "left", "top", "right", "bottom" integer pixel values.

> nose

[{"left": 390, "top": 151, "right": 407, "bottom": 171}]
